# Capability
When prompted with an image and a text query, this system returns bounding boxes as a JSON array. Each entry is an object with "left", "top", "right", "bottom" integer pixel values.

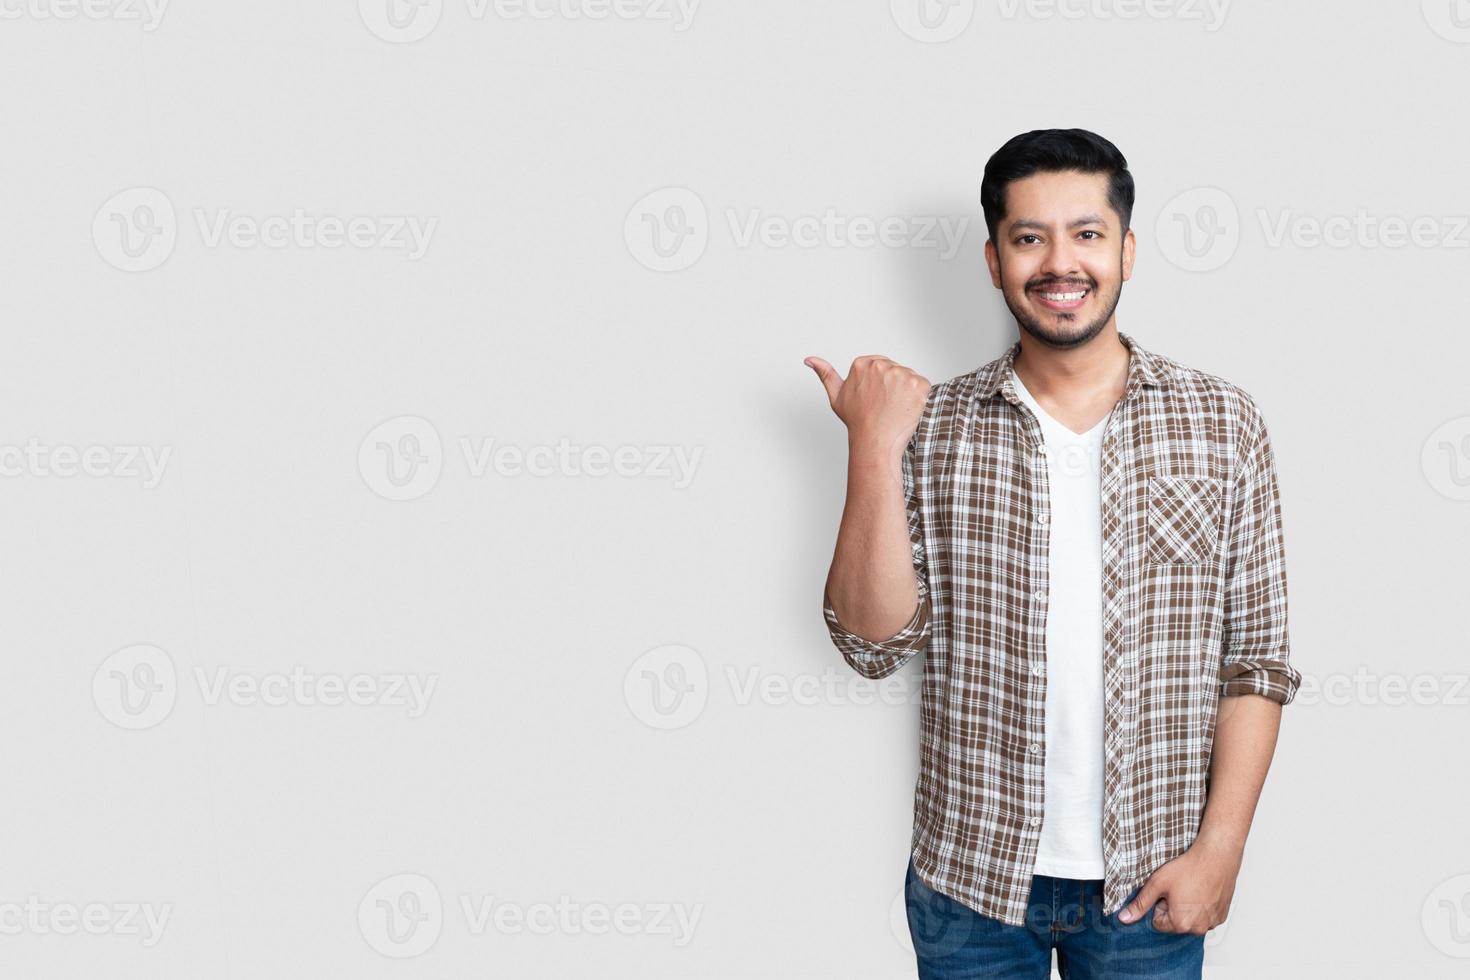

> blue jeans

[{"left": 905, "top": 855, "right": 1205, "bottom": 979}]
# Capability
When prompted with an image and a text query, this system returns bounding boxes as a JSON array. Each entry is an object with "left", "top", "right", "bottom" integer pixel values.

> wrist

[
  {"left": 1193, "top": 825, "right": 1247, "bottom": 860},
  {"left": 847, "top": 434, "right": 908, "bottom": 468}
]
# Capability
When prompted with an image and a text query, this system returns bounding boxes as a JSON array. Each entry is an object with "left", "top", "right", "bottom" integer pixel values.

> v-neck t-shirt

[{"left": 1008, "top": 366, "right": 1107, "bottom": 879}]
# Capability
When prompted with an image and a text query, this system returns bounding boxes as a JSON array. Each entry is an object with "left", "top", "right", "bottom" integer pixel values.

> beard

[{"left": 1003, "top": 270, "right": 1123, "bottom": 350}]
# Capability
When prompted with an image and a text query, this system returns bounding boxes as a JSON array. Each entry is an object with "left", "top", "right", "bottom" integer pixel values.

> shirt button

[
  {"left": 1031, "top": 663, "right": 1044, "bottom": 676},
  {"left": 1033, "top": 589, "right": 1046, "bottom": 602},
  {"left": 1029, "top": 742, "right": 1042, "bottom": 754},
  {"left": 1036, "top": 514, "right": 1049, "bottom": 526},
  {"left": 1029, "top": 816, "right": 1042, "bottom": 828}
]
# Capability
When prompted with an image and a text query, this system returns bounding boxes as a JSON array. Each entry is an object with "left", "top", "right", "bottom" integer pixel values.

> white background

[{"left": 1, "top": 2, "right": 1468, "bottom": 977}]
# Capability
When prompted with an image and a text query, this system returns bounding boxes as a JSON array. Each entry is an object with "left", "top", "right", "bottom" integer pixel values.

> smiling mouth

[{"left": 1031, "top": 285, "right": 1091, "bottom": 311}]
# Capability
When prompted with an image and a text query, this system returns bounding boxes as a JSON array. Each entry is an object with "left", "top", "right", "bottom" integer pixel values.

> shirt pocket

[{"left": 1145, "top": 475, "right": 1223, "bottom": 565}]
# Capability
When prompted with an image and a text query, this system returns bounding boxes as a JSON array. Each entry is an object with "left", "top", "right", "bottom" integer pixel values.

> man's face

[{"left": 984, "top": 169, "right": 1136, "bottom": 349}]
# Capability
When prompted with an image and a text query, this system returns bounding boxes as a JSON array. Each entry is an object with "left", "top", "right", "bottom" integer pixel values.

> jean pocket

[
  {"left": 1119, "top": 885, "right": 1156, "bottom": 932},
  {"left": 1146, "top": 475, "right": 1223, "bottom": 565}
]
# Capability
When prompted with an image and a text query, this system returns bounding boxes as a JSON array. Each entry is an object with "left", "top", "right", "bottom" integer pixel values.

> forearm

[
  {"left": 824, "top": 445, "right": 919, "bottom": 642},
  {"left": 1196, "top": 693, "right": 1283, "bottom": 853}
]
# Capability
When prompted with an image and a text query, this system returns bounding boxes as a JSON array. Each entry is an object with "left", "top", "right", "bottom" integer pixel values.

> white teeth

[{"left": 1040, "top": 290, "right": 1086, "bottom": 301}]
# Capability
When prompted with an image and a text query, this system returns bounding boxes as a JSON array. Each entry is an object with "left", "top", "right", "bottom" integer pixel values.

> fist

[{"left": 804, "top": 355, "right": 930, "bottom": 459}]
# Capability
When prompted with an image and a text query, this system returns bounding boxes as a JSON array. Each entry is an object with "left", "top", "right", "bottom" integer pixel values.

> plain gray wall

[{"left": 1, "top": 2, "right": 1466, "bottom": 977}]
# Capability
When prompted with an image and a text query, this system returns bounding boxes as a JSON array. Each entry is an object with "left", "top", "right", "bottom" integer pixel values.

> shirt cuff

[
  {"left": 1219, "top": 657, "right": 1301, "bottom": 704},
  {"left": 823, "top": 582, "right": 930, "bottom": 679}
]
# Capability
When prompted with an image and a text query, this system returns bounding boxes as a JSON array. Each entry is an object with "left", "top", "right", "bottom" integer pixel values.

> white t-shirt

[{"left": 1009, "top": 367, "right": 1108, "bottom": 880}]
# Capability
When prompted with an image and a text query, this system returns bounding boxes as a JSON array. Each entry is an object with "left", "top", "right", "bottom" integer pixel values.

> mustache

[{"left": 1028, "top": 279, "right": 1093, "bottom": 290}]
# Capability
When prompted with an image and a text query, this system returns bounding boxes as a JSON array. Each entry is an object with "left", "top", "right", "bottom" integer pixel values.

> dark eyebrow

[{"left": 1007, "top": 214, "right": 1108, "bottom": 234}]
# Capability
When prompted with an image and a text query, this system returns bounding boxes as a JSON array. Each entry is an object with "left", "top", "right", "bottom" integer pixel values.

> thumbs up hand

[{"left": 804, "top": 355, "right": 931, "bottom": 461}]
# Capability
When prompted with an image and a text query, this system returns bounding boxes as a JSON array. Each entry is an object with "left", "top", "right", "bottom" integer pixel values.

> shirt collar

[{"left": 974, "top": 330, "right": 1175, "bottom": 404}]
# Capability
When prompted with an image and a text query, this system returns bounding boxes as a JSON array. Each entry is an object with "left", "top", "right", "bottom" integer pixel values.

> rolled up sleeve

[
  {"left": 822, "top": 444, "right": 932, "bottom": 680},
  {"left": 1220, "top": 399, "right": 1302, "bottom": 704}
]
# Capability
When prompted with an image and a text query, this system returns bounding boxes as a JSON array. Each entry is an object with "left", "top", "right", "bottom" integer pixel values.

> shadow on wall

[{"left": 903, "top": 200, "right": 1015, "bottom": 378}]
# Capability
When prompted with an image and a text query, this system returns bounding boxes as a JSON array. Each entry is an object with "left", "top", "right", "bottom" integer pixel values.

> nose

[{"left": 1039, "top": 238, "right": 1081, "bottom": 280}]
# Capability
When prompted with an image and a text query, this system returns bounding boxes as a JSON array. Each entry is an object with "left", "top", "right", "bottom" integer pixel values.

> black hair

[{"left": 980, "top": 129, "right": 1134, "bottom": 243}]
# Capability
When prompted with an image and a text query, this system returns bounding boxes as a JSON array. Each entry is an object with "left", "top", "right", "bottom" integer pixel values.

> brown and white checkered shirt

[{"left": 822, "top": 330, "right": 1300, "bottom": 927}]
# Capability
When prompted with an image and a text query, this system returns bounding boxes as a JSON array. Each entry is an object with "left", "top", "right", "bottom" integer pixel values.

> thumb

[
  {"left": 803, "top": 356, "right": 844, "bottom": 406},
  {"left": 1119, "top": 879, "right": 1165, "bottom": 923}
]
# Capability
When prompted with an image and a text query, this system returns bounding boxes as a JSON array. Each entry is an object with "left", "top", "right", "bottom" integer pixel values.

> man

[{"left": 804, "top": 129, "right": 1300, "bottom": 979}]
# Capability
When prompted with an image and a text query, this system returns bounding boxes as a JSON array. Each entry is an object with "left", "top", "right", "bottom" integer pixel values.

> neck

[{"left": 1012, "top": 323, "right": 1129, "bottom": 398}]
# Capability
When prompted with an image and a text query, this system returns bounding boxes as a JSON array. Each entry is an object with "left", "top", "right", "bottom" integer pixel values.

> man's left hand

[{"left": 1117, "top": 834, "right": 1244, "bottom": 934}]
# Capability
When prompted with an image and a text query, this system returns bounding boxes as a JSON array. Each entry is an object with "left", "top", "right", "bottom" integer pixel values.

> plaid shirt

[{"left": 822, "top": 331, "right": 1300, "bottom": 927}]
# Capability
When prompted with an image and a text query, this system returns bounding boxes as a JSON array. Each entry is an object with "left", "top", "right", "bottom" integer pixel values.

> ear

[
  {"left": 984, "top": 237, "right": 1003, "bottom": 289},
  {"left": 1121, "top": 227, "right": 1137, "bottom": 283}
]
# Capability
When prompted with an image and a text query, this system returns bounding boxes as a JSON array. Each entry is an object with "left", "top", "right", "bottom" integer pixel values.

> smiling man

[{"left": 805, "top": 129, "right": 1300, "bottom": 979}]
